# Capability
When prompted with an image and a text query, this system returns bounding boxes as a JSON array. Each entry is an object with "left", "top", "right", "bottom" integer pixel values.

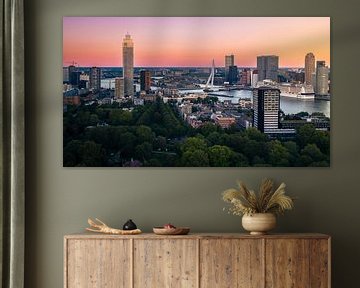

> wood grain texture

[
  {"left": 200, "top": 238, "right": 264, "bottom": 288},
  {"left": 64, "top": 234, "right": 330, "bottom": 288},
  {"left": 310, "top": 239, "right": 330, "bottom": 288},
  {"left": 65, "top": 233, "right": 330, "bottom": 240},
  {"left": 133, "top": 239, "right": 198, "bottom": 288},
  {"left": 66, "top": 239, "right": 131, "bottom": 288},
  {"left": 265, "top": 239, "right": 310, "bottom": 288}
]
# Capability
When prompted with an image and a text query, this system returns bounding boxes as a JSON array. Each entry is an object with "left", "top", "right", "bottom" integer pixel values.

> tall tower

[
  {"left": 316, "top": 61, "right": 329, "bottom": 95},
  {"left": 225, "top": 55, "right": 234, "bottom": 69},
  {"left": 257, "top": 55, "right": 279, "bottom": 82},
  {"left": 225, "top": 54, "right": 235, "bottom": 82},
  {"left": 89, "top": 67, "right": 101, "bottom": 91},
  {"left": 253, "top": 87, "right": 280, "bottom": 133},
  {"left": 305, "top": 53, "right": 315, "bottom": 85},
  {"left": 122, "top": 33, "right": 134, "bottom": 97}
]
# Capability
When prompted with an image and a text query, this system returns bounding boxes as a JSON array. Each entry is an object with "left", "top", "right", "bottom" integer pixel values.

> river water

[
  {"left": 101, "top": 79, "right": 330, "bottom": 117},
  {"left": 180, "top": 89, "right": 330, "bottom": 117}
]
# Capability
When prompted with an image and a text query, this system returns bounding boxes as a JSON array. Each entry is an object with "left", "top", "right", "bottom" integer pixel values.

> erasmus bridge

[
  {"left": 202, "top": 59, "right": 248, "bottom": 93},
  {"left": 203, "top": 59, "right": 215, "bottom": 92}
]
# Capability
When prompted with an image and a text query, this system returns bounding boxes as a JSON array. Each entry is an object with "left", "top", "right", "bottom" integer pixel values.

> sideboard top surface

[{"left": 64, "top": 232, "right": 330, "bottom": 240}]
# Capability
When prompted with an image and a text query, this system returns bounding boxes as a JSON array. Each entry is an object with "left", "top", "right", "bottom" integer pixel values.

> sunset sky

[{"left": 63, "top": 17, "right": 330, "bottom": 68}]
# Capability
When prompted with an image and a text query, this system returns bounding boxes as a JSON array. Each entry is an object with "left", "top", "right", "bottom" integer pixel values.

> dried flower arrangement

[{"left": 222, "top": 178, "right": 294, "bottom": 216}]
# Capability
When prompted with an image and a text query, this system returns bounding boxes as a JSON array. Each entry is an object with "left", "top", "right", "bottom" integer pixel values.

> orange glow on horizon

[{"left": 63, "top": 17, "right": 330, "bottom": 68}]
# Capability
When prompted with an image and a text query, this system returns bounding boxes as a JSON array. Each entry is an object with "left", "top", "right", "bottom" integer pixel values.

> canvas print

[{"left": 63, "top": 17, "right": 330, "bottom": 167}]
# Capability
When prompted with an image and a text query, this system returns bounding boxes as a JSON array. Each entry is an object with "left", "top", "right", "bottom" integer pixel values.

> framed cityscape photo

[{"left": 63, "top": 17, "right": 330, "bottom": 167}]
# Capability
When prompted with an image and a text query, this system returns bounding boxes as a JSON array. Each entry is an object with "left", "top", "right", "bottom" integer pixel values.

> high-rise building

[
  {"left": 316, "top": 61, "right": 329, "bottom": 95},
  {"left": 115, "top": 77, "right": 124, "bottom": 98},
  {"left": 240, "top": 69, "right": 251, "bottom": 86},
  {"left": 227, "top": 65, "right": 238, "bottom": 85},
  {"left": 257, "top": 55, "right": 279, "bottom": 82},
  {"left": 225, "top": 54, "right": 234, "bottom": 68},
  {"left": 305, "top": 53, "right": 315, "bottom": 85},
  {"left": 253, "top": 87, "right": 280, "bottom": 133},
  {"left": 122, "top": 33, "right": 134, "bottom": 97},
  {"left": 89, "top": 67, "right": 101, "bottom": 91},
  {"left": 67, "top": 65, "right": 80, "bottom": 86},
  {"left": 251, "top": 70, "right": 259, "bottom": 87},
  {"left": 225, "top": 54, "right": 235, "bottom": 82},
  {"left": 311, "top": 72, "right": 316, "bottom": 90},
  {"left": 68, "top": 65, "right": 76, "bottom": 77},
  {"left": 140, "top": 70, "right": 151, "bottom": 92},
  {"left": 63, "top": 67, "right": 69, "bottom": 82}
]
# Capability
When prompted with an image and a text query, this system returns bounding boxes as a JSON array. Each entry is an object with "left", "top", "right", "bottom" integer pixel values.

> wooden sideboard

[{"left": 64, "top": 233, "right": 330, "bottom": 288}]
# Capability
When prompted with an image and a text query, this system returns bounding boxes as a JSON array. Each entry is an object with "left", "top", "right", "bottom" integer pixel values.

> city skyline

[{"left": 63, "top": 17, "right": 330, "bottom": 68}]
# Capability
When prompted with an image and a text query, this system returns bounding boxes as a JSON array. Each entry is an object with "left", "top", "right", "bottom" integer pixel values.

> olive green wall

[{"left": 24, "top": 0, "right": 360, "bottom": 287}]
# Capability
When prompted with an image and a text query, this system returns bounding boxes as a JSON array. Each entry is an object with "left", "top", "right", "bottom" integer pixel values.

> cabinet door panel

[
  {"left": 134, "top": 239, "right": 198, "bottom": 288},
  {"left": 66, "top": 239, "right": 131, "bottom": 288},
  {"left": 200, "top": 239, "right": 264, "bottom": 288},
  {"left": 265, "top": 239, "right": 310, "bottom": 288},
  {"left": 310, "top": 239, "right": 330, "bottom": 288}
]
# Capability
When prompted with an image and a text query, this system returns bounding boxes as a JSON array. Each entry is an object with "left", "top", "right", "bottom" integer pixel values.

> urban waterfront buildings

[
  {"left": 315, "top": 61, "right": 329, "bottom": 95},
  {"left": 305, "top": 52, "right": 315, "bottom": 85},
  {"left": 114, "top": 77, "right": 124, "bottom": 98},
  {"left": 140, "top": 70, "right": 151, "bottom": 92},
  {"left": 89, "top": 67, "right": 101, "bottom": 91},
  {"left": 253, "top": 87, "right": 280, "bottom": 133},
  {"left": 257, "top": 55, "right": 279, "bottom": 82},
  {"left": 122, "top": 33, "right": 134, "bottom": 97}
]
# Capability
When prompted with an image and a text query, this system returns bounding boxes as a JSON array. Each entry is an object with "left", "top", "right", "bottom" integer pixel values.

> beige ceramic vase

[{"left": 242, "top": 213, "right": 276, "bottom": 235}]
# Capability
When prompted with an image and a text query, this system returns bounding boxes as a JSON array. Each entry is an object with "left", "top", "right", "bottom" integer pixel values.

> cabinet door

[
  {"left": 66, "top": 239, "right": 131, "bottom": 288},
  {"left": 266, "top": 239, "right": 310, "bottom": 288},
  {"left": 200, "top": 239, "right": 264, "bottom": 288},
  {"left": 133, "top": 239, "right": 198, "bottom": 288},
  {"left": 309, "top": 239, "right": 330, "bottom": 288}
]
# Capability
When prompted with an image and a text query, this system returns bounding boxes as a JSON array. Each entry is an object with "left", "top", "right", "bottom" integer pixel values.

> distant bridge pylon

[{"left": 204, "top": 59, "right": 215, "bottom": 92}]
